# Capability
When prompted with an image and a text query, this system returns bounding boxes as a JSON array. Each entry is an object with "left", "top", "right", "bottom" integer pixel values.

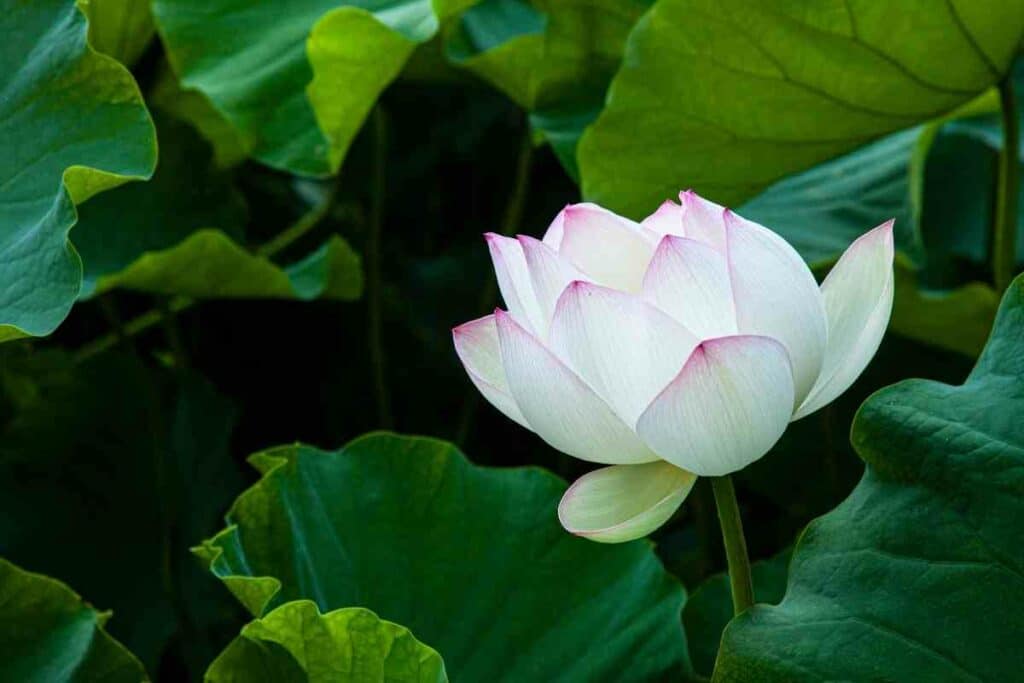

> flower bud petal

[
  {"left": 486, "top": 233, "right": 544, "bottom": 334},
  {"left": 637, "top": 335, "right": 794, "bottom": 476},
  {"left": 640, "top": 199, "right": 685, "bottom": 238},
  {"left": 794, "top": 221, "right": 895, "bottom": 420},
  {"left": 558, "top": 203, "right": 657, "bottom": 292},
  {"left": 495, "top": 309, "right": 659, "bottom": 464},
  {"left": 724, "top": 211, "right": 827, "bottom": 405},
  {"left": 452, "top": 314, "right": 530, "bottom": 429},
  {"left": 518, "top": 235, "right": 590, "bottom": 335},
  {"left": 550, "top": 282, "right": 699, "bottom": 425},
  {"left": 558, "top": 461, "right": 697, "bottom": 543},
  {"left": 642, "top": 235, "right": 738, "bottom": 340},
  {"left": 679, "top": 189, "right": 728, "bottom": 252}
]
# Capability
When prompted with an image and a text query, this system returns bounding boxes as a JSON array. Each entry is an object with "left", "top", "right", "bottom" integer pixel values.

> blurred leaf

[
  {"left": 197, "top": 433, "right": 691, "bottom": 681},
  {"left": 206, "top": 602, "right": 447, "bottom": 683},
  {"left": 0, "top": 557, "right": 147, "bottom": 683},
  {"left": 152, "top": 0, "right": 479, "bottom": 176},
  {"left": 80, "top": 0, "right": 154, "bottom": 66},
  {"left": 715, "top": 274, "right": 1024, "bottom": 681},
  {"left": 449, "top": 0, "right": 651, "bottom": 179},
  {"left": 579, "top": 0, "right": 1024, "bottom": 217},
  {"left": 74, "top": 116, "right": 363, "bottom": 301},
  {"left": 683, "top": 549, "right": 791, "bottom": 678},
  {"left": 0, "top": 0, "right": 156, "bottom": 341},
  {"left": 0, "top": 353, "right": 243, "bottom": 673}
]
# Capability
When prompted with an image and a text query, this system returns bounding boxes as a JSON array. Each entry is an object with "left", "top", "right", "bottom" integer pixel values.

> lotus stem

[
  {"left": 993, "top": 74, "right": 1019, "bottom": 293},
  {"left": 367, "top": 104, "right": 393, "bottom": 428},
  {"left": 710, "top": 475, "right": 755, "bottom": 615}
]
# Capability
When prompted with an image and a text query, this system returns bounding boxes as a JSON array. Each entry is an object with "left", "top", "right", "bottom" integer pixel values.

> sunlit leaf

[
  {"left": 579, "top": 0, "right": 1024, "bottom": 216},
  {"left": 0, "top": 0, "right": 156, "bottom": 341},
  {"left": 80, "top": 0, "right": 155, "bottom": 66},
  {"left": 197, "top": 433, "right": 692, "bottom": 681},
  {"left": 153, "top": 0, "right": 479, "bottom": 176},
  {"left": 74, "top": 116, "right": 362, "bottom": 302},
  {"left": 207, "top": 602, "right": 447, "bottom": 683},
  {"left": 0, "top": 557, "right": 146, "bottom": 683},
  {"left": 715, "top": 274, "right": 1024, "bottom": 681}
]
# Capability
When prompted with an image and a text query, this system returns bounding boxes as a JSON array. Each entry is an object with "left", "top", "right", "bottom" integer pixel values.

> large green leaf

[
  {"left": 579, "top": 0, "right": 1024, "bottom": 217},
  {"left": 0, "top": 352, "right": 244, "bottom": 673},
  {"left": 683, "top": 550, "right": 790, "bottom": 679},
  {"left": 206, "top": 601, "right": 447, "bottom": 683},
  {"left": 714, "top": 273, "right": 1024, "bottom": 681},
  {"left": 81, "top": 0, "right": 155, "bottom": 66},
  {"left": 152, "top": 0, "right": 476, "bottom": 176},
  {"left": 449, "top": 0, "right": 650, "bottom": 179},
  {"left": 0, "top": 557, "right": 146, "bottom": 683},
  {"left": 0, "top": 0, "right": 156, "bottom": 341},
  {"left": 197, "top": 433, "right": 691, "bottom": 681},
  {"left": 74, "top": 116, "right": 362, "bottom": 301}
]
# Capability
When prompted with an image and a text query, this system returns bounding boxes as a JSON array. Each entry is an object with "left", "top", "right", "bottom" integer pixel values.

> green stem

[
  {"left": 994, "top": 75, "right": 1019, "bottom": 292},
  {"left": 454, "top": 128, "right": 534, "bottom": 446},
  {"left": 367, "top": 105, "right": 393, "bottom": 429},
  {"left": 74, "top": 189, "right": 338, "bottom": 363},
  {"left": 710, "top": 475, "right": 755, "bottom": 615}
]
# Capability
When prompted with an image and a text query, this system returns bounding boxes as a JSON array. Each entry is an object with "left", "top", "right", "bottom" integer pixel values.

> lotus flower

[{"left": 453, "top": 191, "right": 894, "bottom": 543}]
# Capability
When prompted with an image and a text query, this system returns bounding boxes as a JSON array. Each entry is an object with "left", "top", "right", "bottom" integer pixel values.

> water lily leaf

[
  {"left": 207, "top": 601, "right": 447, "bottom": 683},
  {"left": 0, "top": 353, "right": 244, "bottom": 673},
  {"left": 80, "top": 0, "right": 155, "bottom": 66},
  {"left": 683, "top": 549, "right": 791, "bottom": 678},
  {"left": 579, "top": 0, "right": 1024, "bottom": 217},
  {"left": 153, "top": 0, "right": 478, "bottom": 176},
  {"left": 0, "top": 557, "right": 146, "bottom": 683},
  {"left": 0, "top": 0, "right": 156, "bottom": 341},
  {"left": 74, "top": 116, "right": 362, "bottom": 301},
  {"left": 197, "top": 433, "right": 691, "bottom": 681},
  {"left": 714, "top": 273, "right": 1024, "bottom": 681}
]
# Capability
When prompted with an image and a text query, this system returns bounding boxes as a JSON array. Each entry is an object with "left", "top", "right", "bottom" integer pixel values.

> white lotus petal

[
  {"left": 642, "top": 235, "right": 738, "bottom": 339},
  {"left": 637, "top": 335, "right": 794, "bottom": 476},
  {"left": 558, "top": 461, "right": 697, "bottom": 543},
  {"left": 452, "top": 314, "right": 530, "bottom": 429},
  {"left": 640, "top": 200, "right": 685, "bottom": 238},
  {"left": 679, "top": 190, "right": 728, "bottom": 253},
  {"left": 495, "top": 309, "right": 658, "bottom": 464},
  {"left": 486, "top": 233, "right": 544, "bottom": 334},
  {"left": 558, "top": 203, "right": 657, "bottom": 292},
  {"left": 541, "top": 205, "right": 568, "bottom": 250},
  {"left": 518, "top": 235, "right": 589, "bottom": 337},
  {"left": 550, "top": 282, "right": 699, "bottom": 425},
  {"left": 794, "top": 221, "right": 895, "bottom": 420},
  {"left": 724, "top": 211, "right": 827, "bottom": 405}
]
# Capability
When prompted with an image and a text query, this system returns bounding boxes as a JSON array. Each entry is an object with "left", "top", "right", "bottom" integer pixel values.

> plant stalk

[
  {"left": 994, "top": 75, "right": 1019, "bottom": 292},
  {"left": 366, "top": 105, "right": 393, "bottom": 428},
  {"left": 710, "top": 475, "right": 755, "bottom": 615}
]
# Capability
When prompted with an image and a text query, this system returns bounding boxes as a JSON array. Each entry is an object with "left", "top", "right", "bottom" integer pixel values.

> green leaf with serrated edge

[
  {"left": 196, "top": 433, "right": 692, "bottom": 681},
  {"left": 79, "top": 0, "right": 155, "bottom": 66},
  {"left": 579, "top": 0, "right": 1024, "bottom": 217},
  {"left": 152, "top": 0, "right": 479, "bottom": 176},
  {"left": 206, "top": 602, "right": 447, "bottom": 683},
  {"left": 0, "top": 0, "right": 155, "bottom": 342},
  {"left": 0, "top": 353, "right": 243, "bottom": 673},
  {"left": 713, "top": 274, "right": 1024, "bottom": 681},
  {"left": 0, "top": 557, "right": 147, "bottom": 683},
  {"left": 683, "top": 549, "right": 791, "bottom": 678}
]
